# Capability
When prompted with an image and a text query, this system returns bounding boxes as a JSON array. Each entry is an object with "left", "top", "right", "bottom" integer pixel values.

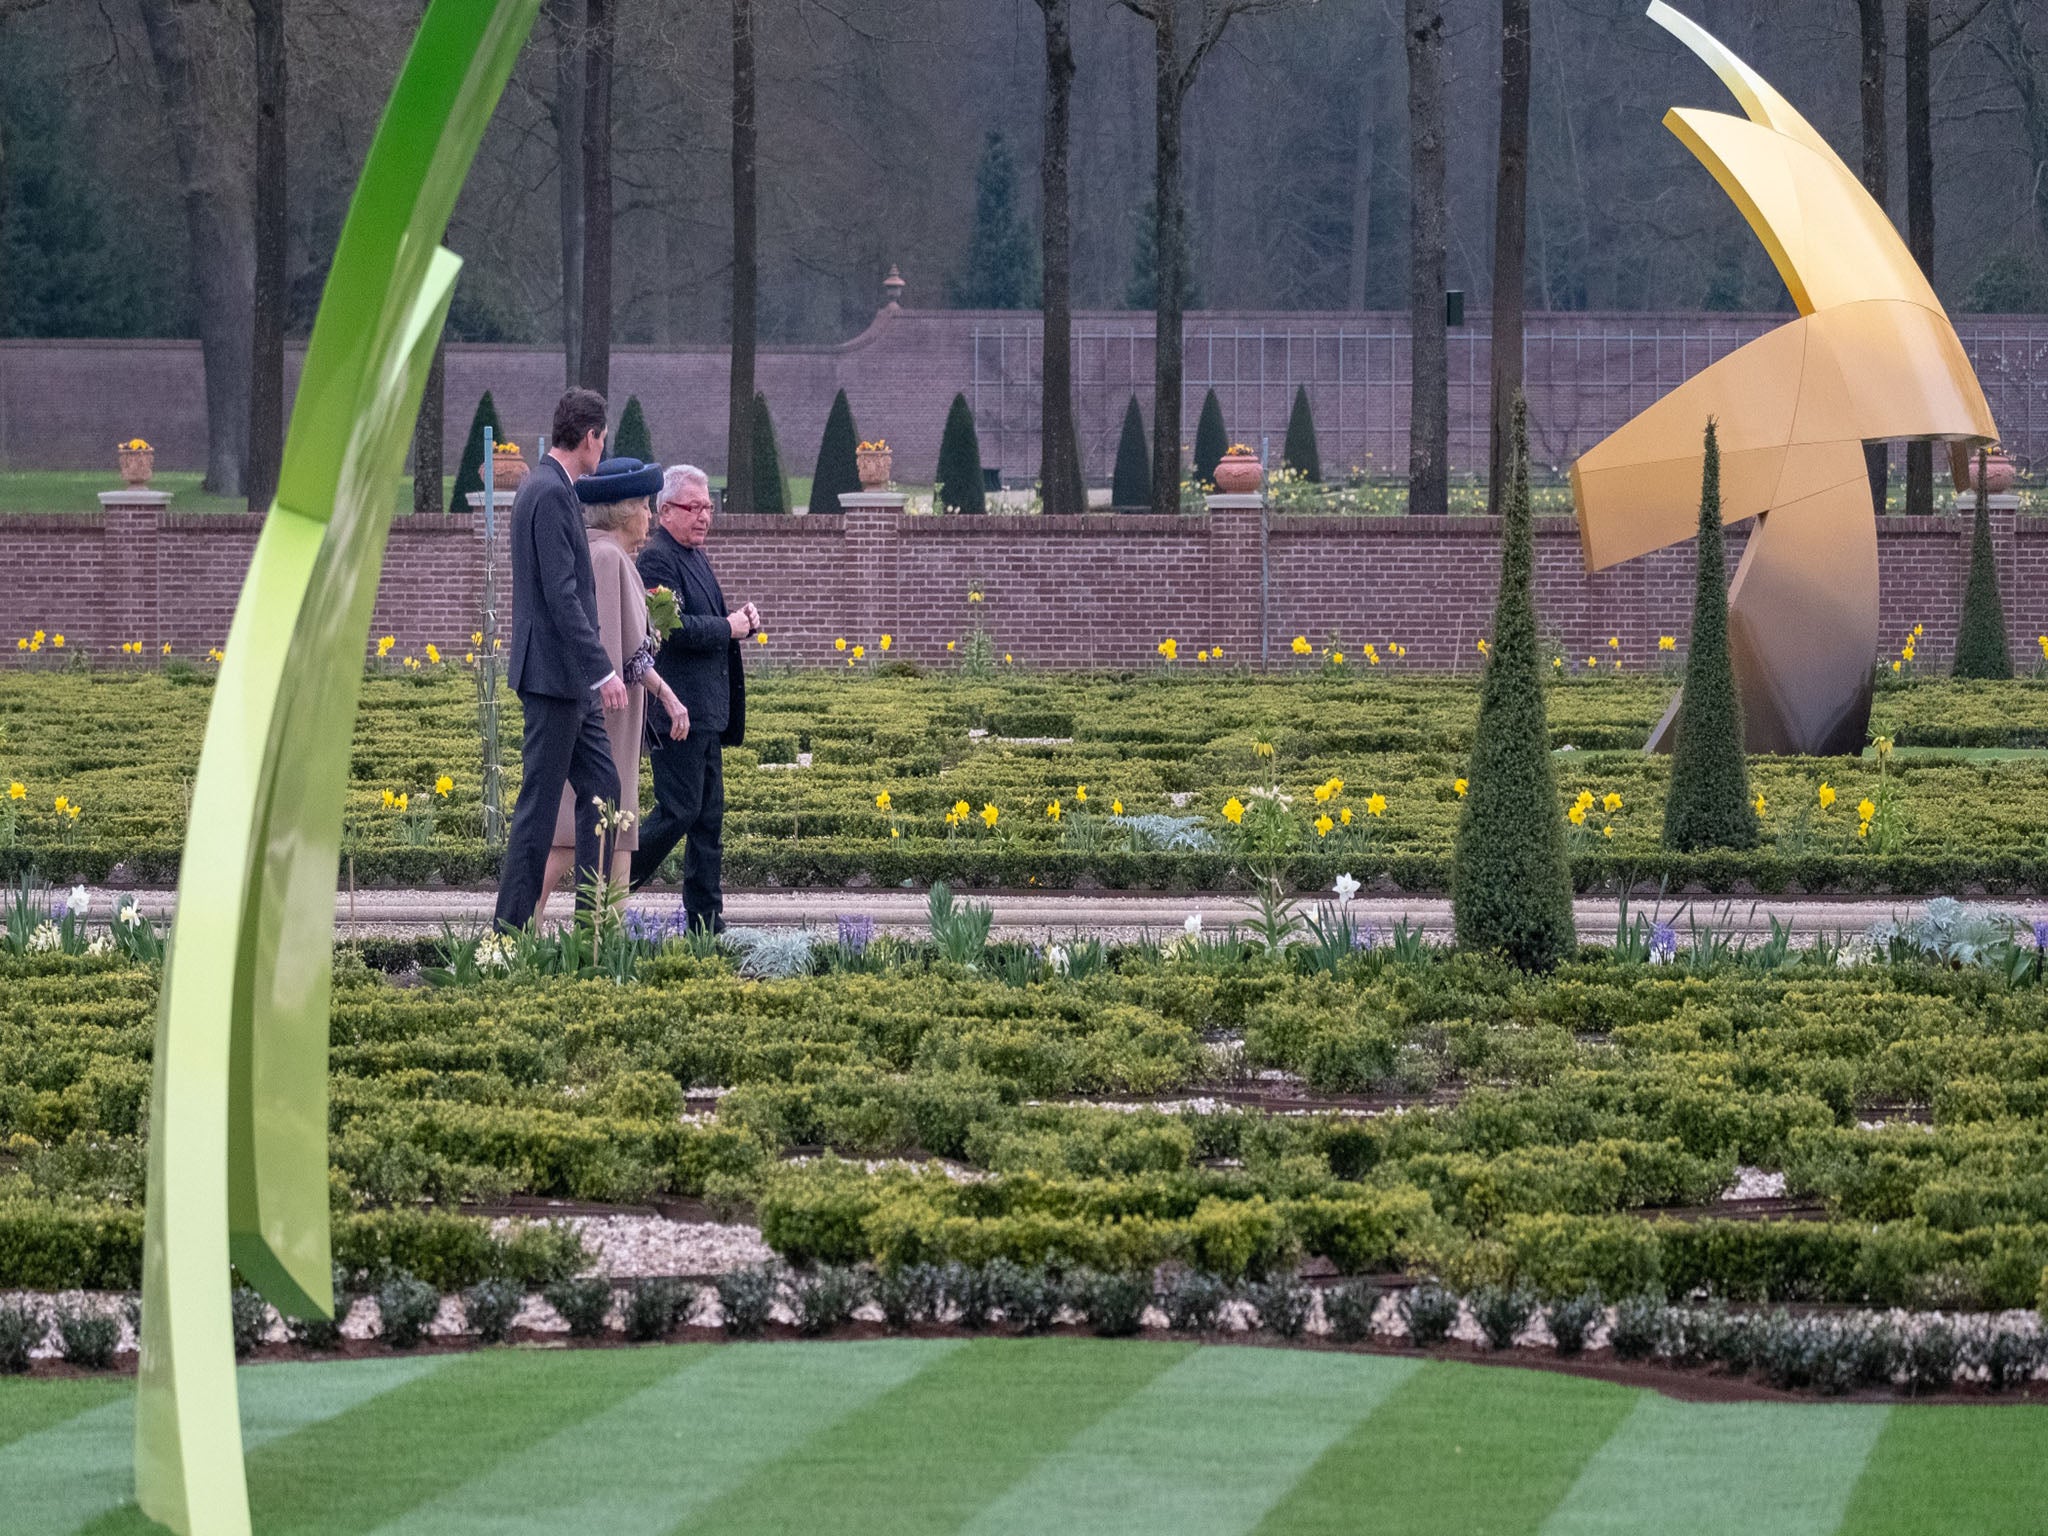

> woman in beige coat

[{"left": 540, "top": 458, "right": 689, "bottom": 904}]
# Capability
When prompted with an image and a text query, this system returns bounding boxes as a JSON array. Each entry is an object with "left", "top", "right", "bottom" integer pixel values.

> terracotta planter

[
  {"left": 1213, "top": 455, "right": 1263, "bottom": 494},
  {"left": 491, "top": 448, "right": 531, "bottom": 491},
  {"left": 1964, "top": 449, "right": 2016, "bottom": 495},
  {"left": 856, "top": 449, "right": 893, "bottom": 490},
  {"left": 117, "top": 447, "right": 155, "bottom": 487}
]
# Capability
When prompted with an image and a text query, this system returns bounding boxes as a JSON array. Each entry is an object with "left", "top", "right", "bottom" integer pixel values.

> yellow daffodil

[
  {"left": 53, "top": 795, "right": 70, "bottom": 814},
  {"left": 434, "top": 775, "right": 453, "bottom": 797},
  {"left": 377, "top": 636, "right": 395, "bottom": 656},
  {"left": 952, "top": 800, "right": 970, "bottom": 820},
  {"left": 1574, "top": 790, "right": 1596, "bottom": 811},
  {"left": 381, "top": 789, "right": 397, "bottom": 809},
  {"left": 472, "top": 631, "right": 483, "bottom": 646},
  {"left": 1454, "top": 777, "right": 1468, "bottom": 797},
  {"left": 1158, "top": 638, "right": 1178, "bottom": 661},
  {"left": 1913, "top": 623, "right": 1923, "bottom": 637},
  {"left": 7, "top": 782, "right": 24, "bottom": 800},
  {"left": 32, "top": 630, "right": 44, "bottom": 643},
  {"left": 968, "top": 590, "right": 984, "bottom": 603},
  {"left": 1603, "top": 825, "right": 1614, "bottom": 838},
  {"left": 425, "top": 643, "right": 441, "bottom": 664},
  {"left": 1567, "top": 804, "right": 1586, "bottom": 826},
  {"left": 1314, "top": 813, "right": 1334, "bottom": 837},
  {"left": 891, "top": 826, "right": 900, "bottom": 838},
  {"left": 1004, "top": 654, "right": 1013, "bottom": 664},
  {"left": 1331, "top": 651, "right": 1345, "bottom": 665},
  {"left": 1608, "top": 636, "right": 1620, "bottom": 649},
  {"left": 1476, "top": 638, "right": 1490, "bottom": 655},
  {"left": 1754, "top": 791, "right": 1768, "bottom": 816},
  {"left": 1891, "top": 660, "right": 1902, "bottom": 673},
  {"left": 1818, "top": 783, "right": 1836, "bottom": 810},
  {"left": 1587, "top": 656, "right": 1598, "bottom": 669},
  {"left": 1314, "top": 782, "right": 1334, "bottom": 804},
  {"left": 51, "top": 635, "right": 63, "bottom": 648},
  {"left": 1553, "top": 657, "right": 1563, "bottom": 669},
  {"left": 465, "top": 652, "right": 476, "bottom": 665},
  {"left": 981, "top": 803, "right": 1000, "bottom": 828},
  {"left": 1366, "top": 793, "right": 1386, "bottom": 817},
  {"left": 880, "top": 634, "right": 893, "bottom": 651},
  {"left": 1603, "top": 792, "right": 1623, "bottom": 813},
  {"left": 66, "top": 804, "right": 79, "bottom": 822},
  {"left": 835, "top": 637, "right": 847, "bottom": 651},
  {"left": 1339, "top": 807, "right": 1352, "bottom": 825},
  {"left": 1858, "top": 820, "right": 1870, "bottom": 838},
  {"left": 852, "top": 645, "right": 866, "bottom": 660},
  {"left": 1222, "top": 797, "right": 1246, "bottom": 825},
  {"left": 1858, "top": 798, "right": 1876, "bottom": 821},
  {"left": 1111, "top": 799, "right": 1124, "bottom": 816},
  {"left": 946, "top": 640, "right": 956, "bottom": 651},
  {"left": 396, "top": 792, "right": 409, "bottom": 812},
  {"left": 757, "top": 631, "right": 768, "bottom": 644},
  {"left": 1213, "top": 646, "right": 1223, "bottom": 658},
  {"left": 14, "top": 639, "right": 24, "bottom": 651},
  {"left": 1047, "top": 800, "right": 1062, "bottom": 822},
  {"left": 875, "top": 791, "right": 892, "bottom": 811},
  {"left": 1198, "top": 650, "right": 1210, "bottom": 663},
  {"left": 1658, "top": 636, "right": 1677, "bottom": 651},
  {"left": 1292, "top": 635, "right": 1312, "bottom": 656},
  {"left": 1076, "top": 786, "right": 1088, "bottom": 803}
]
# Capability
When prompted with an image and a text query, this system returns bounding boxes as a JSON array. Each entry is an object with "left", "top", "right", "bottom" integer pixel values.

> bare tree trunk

[
  {"left": 1905, "top": 0, "right": 1934, "bottom": 515},
  {"left": 1857, "top": 0, "right": 1890, "bottom": 511},
  {"left": 137, "top": 0, "right": 253, "bottom": 498},
  {"left": 412, "top": 335, "right": 445, "bottom": 516},
  {"left": 577, "top": 0, "right": 614, "bottom": 399},
  {"left": 1037, "top": 0, "right": 1087, "bottom": 513},
  {"left": 724, "top": 0, "right": 757, "bottom": 511},
  {"left": 1486, "top": 0, "right": 1529, "bottom": 517},
  {"left": 550, "top": 0, "right": 585, "bottom": 388},
  {"left": 1149, "top": 6, "right": 1185, "bottom": 514},
  {"left": 1346, "top": 71, "right": 1377, "bottom": 310},
  {"left": 1406, "top": 0, "right": 1448, "bottom": 517},
  {"left": 246, "top": 0, "right": 285, "bottom": 512}
]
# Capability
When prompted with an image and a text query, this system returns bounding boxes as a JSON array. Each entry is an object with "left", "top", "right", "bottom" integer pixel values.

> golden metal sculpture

[{"left": 1572, "top": 2, "right": 1998, "bottom": 755}]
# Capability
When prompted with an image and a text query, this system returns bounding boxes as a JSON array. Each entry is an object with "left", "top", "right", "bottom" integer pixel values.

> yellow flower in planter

[
  {"left": 1603, "top": 792, "right": 1623, "bottom": 813},
  {"left": 161, "top": 642, "right": 171, "bottom": 655},
  {"left": 1076, "top": 786, "right": 1088, "bottom": 803},
  {"left": 472, "top": 631, "right": 483, "bottom": 646},
  {"left": 1047, "top": 800, "right": 1062, "bottom": 822},
  {"left": 51, "top": 635, "right": 63, "bottom": 648},
  {"left": 1222, "top": 797, "right": 1245, "bottom": 825},
  {"left": 377, "top": 635, "right": 395, "bottom": 657},
  {"left": 1366, "top": 793, "right": 1386, "bottom": 817},
  {"left": 1658, "top": 636, "right": 1677, "bottom": 651},
  {"left": 835, "top": 638, "right": 847, "bottom": 652},
  {"left": 875, "top": 791, "right": 891, "bottom": 811},
  {"left": 879, "top": 634, "right": 892, "bottom": 651},
  {"left": 1111, "top": 799, "right": 1123, "bottom": 816},
  {"left": 1454, "top": 778, "right": 1467, "bottom": 797},
  {"left": 1858, "top": 820, "right": 1870, "bottom": 839},
  {"left": 1603, "top": 824, "right": 1614, "bottom": 838},
  {"left": 1754, "top": 791, "right": 1768, "bottom": 816},
  {"left": 1476, "top": 638, "right": 1490, "bottom": 655},
  {"left": 434, "top": 775, "right": 453, "bottom": 797},
  {"left": 1292, "top": 636, "right": 1312, "bottom": 656},
  {"left": 425, "top": 643, "right": 441, "bottom": 664},
  {"left": 1198, "top": 650, "right": 1210, "bottom": 663},
  {"left": 1608, "top": 636, "right": 1620, "bottom": 650},
  {"left": 1818, "top": 783, "right": 1836, "bottom": 810},
  {"left": 1158, "top": 638, "right": 1178, "bottom": 661},
  {"left": 1331, "top": 651, "right": 1345, "bottom": 666},
  {"left": 981, "top": 803, "right": 1000, "bottom": 828},
  {"left": 1314, "top": 814, "right": 1334, "bottom": 837},
  {"left": 1858, "top": 798, "right": 1876, "bottom": 822},
  {"left": 757, "top": 631, "right": 768, "bottom": 644},
  {"left": 946, "top": 640, "right": 956, "bottom": 651},
  {"left": 969, "top": 590, "right": 984, "bottom": 603},
  {"left": 1339, "top": 807, "right": 1352, "bottom": 826},
  {"left": 852, "top": 645, "right": 866, "bottom": 660},
  {"left": 123, "top": 437, "right": 152, "bottom": 452},
  {"left": 952, "top": 800, "right": 970, "bottom": 821},
  {"left": 1568, "top": 804, "right": 1587, "bottom": 826},
  {"left": 8, "top": 782, "right": 24, "bottom": 801}
]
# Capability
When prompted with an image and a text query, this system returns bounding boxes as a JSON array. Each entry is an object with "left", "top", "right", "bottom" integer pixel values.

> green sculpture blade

[{"left": 135, "top": 4, "right": 539, "bottom": 1531}]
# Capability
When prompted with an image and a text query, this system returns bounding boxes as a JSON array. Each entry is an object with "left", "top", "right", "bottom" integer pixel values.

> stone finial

[{"left": 881, "top": 265, "right": 906, "bottom": 309}]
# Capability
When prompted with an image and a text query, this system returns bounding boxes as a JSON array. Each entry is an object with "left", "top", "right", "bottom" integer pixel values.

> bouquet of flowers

[{"left": 645, "top": 585, "right": 681, "bottom": 640}]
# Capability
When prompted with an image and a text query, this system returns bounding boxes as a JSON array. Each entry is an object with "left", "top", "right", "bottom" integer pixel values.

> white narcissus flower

[
  {"left": 1333, "top": 874, "right": 1361, "bottom": 904},
  {"left": 67, "top": 884, "right": 90, "bottom": 916},
  {"left": 1184, "top": 914, "right": 1203, "bottom": 936},
  {"left": 117, "top": 901, "right": 144, "bottom": 929},
  {"left": 1047, "top": 943, "right": 1070, "bottom": 976}
]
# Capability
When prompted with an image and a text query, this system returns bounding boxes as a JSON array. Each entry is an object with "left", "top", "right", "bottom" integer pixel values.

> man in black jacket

[
  {"left": 629, "top": 463, "right": 756, "bottom": 931},
  {"left": 493, "top": 388, "right": 627, "bottom": 931}
]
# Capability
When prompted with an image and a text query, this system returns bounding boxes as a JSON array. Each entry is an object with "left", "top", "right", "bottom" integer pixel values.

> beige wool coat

[{"left": 552, "top": 530, "right": 649, "bottom": 850}]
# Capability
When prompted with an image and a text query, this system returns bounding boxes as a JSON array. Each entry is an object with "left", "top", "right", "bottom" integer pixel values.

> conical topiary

[
  {"left": 614, "top": 395, "right": 654, "bottom": 462},
  {"left": 1663, "top": 418, "right": 1759, "bottom": 851},
  {"left": 1193, "top": 388, "right": 1227, "bottom": 487},
  {"left": 1111, "top": 396, "right": 1151, "bottom": 511},
  {"left": 936, "top": 393, "right": 987, "bottom": 514},
  {"left": 1953, "top": 448, "right": 2012, "bottom": 679},
  {"left": 1451, "top": 391, "right": 1576, "bottom": 970},
  {"left": 450, "top": 390, "right": 504, "bottom": 513},
  {"left": 750, "top": 392, "right": 789, "bottom": 515},
  {"left": 1282, "top": 384, "right": 1321, "bottom": 482},
  {"left": 808, "top": 388, "right": 861, "bottom": 516}
]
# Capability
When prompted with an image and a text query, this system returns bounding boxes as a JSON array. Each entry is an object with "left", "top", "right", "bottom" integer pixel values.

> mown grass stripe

[
  {"left": 8, "top": 1355, "right": 446, "bottom": 1536},
  {"left": 1833, "top": 1404, "right": 2048, "bottom": 1536},
  {"left": 0, "top": 1377, "right": 129, "bottom": 1452},
  {"left": 668, "top": 1337, "right": 1193, "bottom": 1536},
  {"left": 367, "top": 1339, "right": 961, "bottom": 1536},
  {"left": 1537, "top": 1396, "right": 1890, "bottom": 1536},
  {"left": 959, "top": 1345, "right": 1420, "bottom": 1536},
  {"left": 1253, "top": 1360, "right": 1639, "bottom": 1536}
]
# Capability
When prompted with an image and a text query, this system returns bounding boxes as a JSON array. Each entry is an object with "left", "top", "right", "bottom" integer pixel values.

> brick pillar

[
  {"left": 98, "top": 489, "right": 169, "bottom": 652},
  {"left": 1206, "top": 495, "right": 1266, "bottom": 667},
  {"left": 839, "top": 494, "right": 905, "bottom": 645}
]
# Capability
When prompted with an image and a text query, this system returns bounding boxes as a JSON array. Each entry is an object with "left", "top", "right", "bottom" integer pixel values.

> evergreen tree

[
  {"left": 1451, "top": 392, "right": 1576, "bottom": 970},
  {"left": 614, "top": 395, "right": 653, "bottom": 462},
  {"left": 1282, "top": 384, "right": 1322, "bottom": 482},
  {"left": 1952, "top": 448, "right": 2012, "bottom": 679},
  {"left": 450, "top": 390, "right": 505, "bottom": 513},
  {"left": 948, "top": 131, "right": 1038, "bottom": 309},
  {"left": 1663, "top": 419, "right": 1760, "bottom": 851},
  {"left": 1193, "top": 389, "right": 1228, "bottom": 487},
  {"left": 936, "top": 393, "right": 987, "bottom": 513},
  {"left": 1124, "top": 195, "right": 1200, "bottom": 310},
  {"left": 1111, "top": 396, "right": 1151, "bottom": 511},
  {"left": 808, "top": 388, "right": 861, "bottom": 516},
  {"left": 750, "top": 392, "right": 789, "bottom": 515}
]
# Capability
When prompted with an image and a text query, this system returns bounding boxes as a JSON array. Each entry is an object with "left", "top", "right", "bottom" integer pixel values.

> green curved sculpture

[{"left": 135, "top": 4, "right": 539, "bottom": 1530}]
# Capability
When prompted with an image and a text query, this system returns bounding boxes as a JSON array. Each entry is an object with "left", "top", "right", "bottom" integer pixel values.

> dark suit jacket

[
  {"left": 637, "top": 525, "right": 745, "bottom": 747},
  {"left": 507, "top": 456, "right": 612, "bottom": 700}
]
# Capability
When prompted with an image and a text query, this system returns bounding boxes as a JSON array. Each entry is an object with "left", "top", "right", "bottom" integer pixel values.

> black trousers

[
  {"left": 630, "top": 734, "right": 725, "bottom": 931},
  {"left": 494, "top": 689, "right": 619, "bottom": 932}
]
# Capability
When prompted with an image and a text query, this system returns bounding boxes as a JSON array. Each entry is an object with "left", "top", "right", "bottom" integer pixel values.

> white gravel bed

[
  {"left": 487, "top": 1213, "right": 775, "bottom": 1279},
  {"left": 1721, "top": 1166, "right": 1789, "bottom": 1201}
]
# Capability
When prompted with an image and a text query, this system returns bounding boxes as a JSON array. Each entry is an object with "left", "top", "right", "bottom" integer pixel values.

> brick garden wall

[{"left": 5, "top": 505, "right": 2042, "bottom": 677}]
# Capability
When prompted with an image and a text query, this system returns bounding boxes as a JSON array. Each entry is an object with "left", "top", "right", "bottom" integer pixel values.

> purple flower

[
  {"left": 2033, "top": 919, "right": 2048, "bottom": 951},
  {"left": 1351, "top": 924, "right": 1381, "bottom": 953},
  {"left": 1649, "top": 922, "right": 1678, "bottom": 963},
  {"left": 838, "top": 913, "right": 875, "bottom": 955}
]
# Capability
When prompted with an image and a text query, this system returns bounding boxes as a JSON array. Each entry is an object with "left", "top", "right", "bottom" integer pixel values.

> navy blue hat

[{"left": 575, "top": 456, "right": 663, "bottom": 504}]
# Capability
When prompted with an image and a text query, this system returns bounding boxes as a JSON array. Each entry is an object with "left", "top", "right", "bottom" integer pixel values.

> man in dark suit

[
  {"left": 493, "top": 387, "right": 628, "bottom": 931},
  {"left": 629, "top": 463, "right": 756, "bottom": 931}
]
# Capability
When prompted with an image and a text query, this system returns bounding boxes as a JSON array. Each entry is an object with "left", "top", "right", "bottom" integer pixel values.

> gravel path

[{"left": 94, "top": 886, "right": 2048, "bottom": 944}]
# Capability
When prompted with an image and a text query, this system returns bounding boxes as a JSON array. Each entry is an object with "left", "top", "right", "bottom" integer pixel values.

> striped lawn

[{"left": 1, "top": 1342, "right": 2042, "bottom": 1536}]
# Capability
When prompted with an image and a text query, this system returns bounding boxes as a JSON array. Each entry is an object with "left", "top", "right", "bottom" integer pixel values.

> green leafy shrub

[
  {"left": 1111, "top": 397, "right": 1150, "bottom": 510},
  {"left": 875, "top": 1263, "right": 946, "bottom": 1329},
  {"left": 463, "top": 1277, "right": 523, "bottom": 1344},
  {"left": 613, "top": 395, "right": 654, "bottom": 463},
  {"left": 1075, "top": 1269, "right": 1150, "bottom": 1336},
  {"left": 1468, "top": 1283, "right": 1535, "bottom": 1349},
  {"left": 53, "top": 1302, "right": 119, "bottom": 1369},
  {"left": 544, "top": 1277, "right": 614, "bottom": 1338},
  {"left": 942, "top": 1260, "right": 1000, "bottom": 1329},
  {"left": 1245, "top": 1275, "right": 1313, "bottom": 1339},
  {"left": 0, "top": 1300, "right": 42, "bottom": 1372},
  {"left": 449, "top": 390, "right": 504, "bottom": 514},
  {"left": 230, "top": 1287, "right": 270, "bottom": 1356},
  {"left": 1321, "top": 1276, "right": 1382, "bottom": 1343},
  {"left": 808, "top": 389, "right": 860, "bottom": 516},
  {"left": 1282, "top": 384, "right": 1321, "bottom": 482},
  {"left": 749, "top": 393, "right": 790, "bottom": 515},
  {"left": 787, "top": 1265, "right": 865, "bottom": 1335},
  {"left": 1158, "top": 1268, "right": 1229, "bottom": 1333},
  {"left": 1901, "top": 1319, "right": 1964, "bottom": 1394},
  {"left": 1608, "top": 1294, "right": 1665, "bottom": 1360},
  {"left": 1543, "top": 1290, "right": 1601, "bottom": 1356},
  {"left": 1953, "top": 454, "right": 2011, "bottom": 680},
  {"left": 1398, "top": 1281, "right": 1460, "bottom": 1347},
  {"left": 989, "top": 1260, "right": 1065, "bottom": 1333},
  {"left": 936, "top": 394, "right": 987, "bottom": 514},
  {"left": 1193, "top": 389, "right": 1227, "bottom": 486},
  {"left": 285, "top": 1267, "right": 350, "bottom": 1350},
  {"left": 377, "top": 1271, "right": 441, "bottom": 1349},
  {"left": 715, "top": 1264, "right": 779, "bottom": 1337},
  {"left": 622, "top": 1277, "right": 692, "bottom": 1342}
]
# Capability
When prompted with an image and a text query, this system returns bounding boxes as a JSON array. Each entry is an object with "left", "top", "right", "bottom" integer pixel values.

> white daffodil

[
  {"left": 1333, "top": 874, "right": 1361, "bottom": 904},
  {"left": 1048, "top": 943, "right": 1071, "bottom": 976},
  {"left": 1184, "top": 913, "right": 1203, "bottom": 936},
  {"left": 117, "top": 901, "right": 144, "bottom": 929},
  {"left": 67, "top": 884, "right": 90, "bottom": 916}
]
